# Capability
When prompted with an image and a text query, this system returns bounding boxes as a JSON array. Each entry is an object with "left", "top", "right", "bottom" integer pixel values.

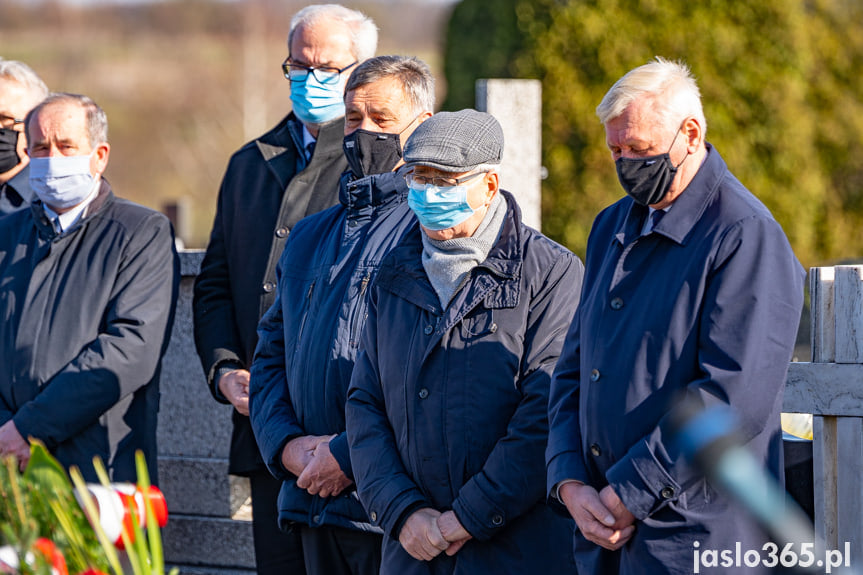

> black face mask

[
  {"left": 615, "top": 129, "right": 687, "bottom": 206},
  {"left": 342, "top": 129, "right": 403, "bottom": 179},
  {"left": 0, "top": 128, "right": 20, "bottom": 173}
]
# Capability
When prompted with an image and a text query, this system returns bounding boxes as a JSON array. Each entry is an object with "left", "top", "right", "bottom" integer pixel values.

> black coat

[
  {"left": 193, "top": 114, "right": 347, "bottom": 474},
  {"left": 0, "top": 181, "right": 179, "bottom": 482}
]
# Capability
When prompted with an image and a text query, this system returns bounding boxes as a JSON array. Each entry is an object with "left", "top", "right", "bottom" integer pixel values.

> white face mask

[{"left": 29, "top": 153, "right": 97, "bottom": 210}]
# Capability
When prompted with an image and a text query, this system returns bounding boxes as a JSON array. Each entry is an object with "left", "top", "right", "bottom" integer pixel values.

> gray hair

[
  {"left": 289, "top": 4, "right": 378, "bottom": 63},
  {"left": 596, "top": 57, "right": 707, "bottom": 136},
  {"left": 345, "top": 55, "right": 435, "bottom": 116},
  {"left": 26, "top": 93, "right": 108, "bottom": 147},
  {"left": 0, "top": 59, "right": 49, "bottom": 110}
]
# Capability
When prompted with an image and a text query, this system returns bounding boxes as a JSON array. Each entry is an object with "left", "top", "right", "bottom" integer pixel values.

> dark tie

[
  {"left": 649, "top": 209, "right": 666, "bottom": 232},
  {"left": 305, "top": 141, "right": 316, "bottom": 162}
]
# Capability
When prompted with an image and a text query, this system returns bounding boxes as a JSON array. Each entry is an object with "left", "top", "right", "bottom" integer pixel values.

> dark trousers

[
  {"left": 249, "top": 469, "right": 306, "bottom": 575},
  {"left": 300, "top": 524, "right": 382, "bottom": 575}
]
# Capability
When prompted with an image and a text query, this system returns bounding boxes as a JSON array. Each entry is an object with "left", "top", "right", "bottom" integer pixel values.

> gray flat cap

[{"left": 403, "top": 109, "right": 503, "bottom": 172}]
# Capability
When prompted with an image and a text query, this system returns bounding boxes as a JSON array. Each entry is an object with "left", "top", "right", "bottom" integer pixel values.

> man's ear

[
  {"left": 485, "top": 171, "right": 500, "bottom": 203},
  {"left": 682, "top": 117, "right": 702, "bottom": 152},
  {"left": 92, "top": 142, "right": 110, "bottom": 177}
]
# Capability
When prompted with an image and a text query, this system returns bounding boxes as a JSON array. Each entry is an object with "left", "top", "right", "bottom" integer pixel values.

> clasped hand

[
  {"left": 282, "top": 434, "right": 352, "bottom": 497},
  {"left": 0, "top": 420, "right": 30, "bottom": 472},
  {"left": 560, "top": 482, "right": 636, "bottom": 551},
  {"left": 399, "top": 508, "right": 473, "bottom": 561}
]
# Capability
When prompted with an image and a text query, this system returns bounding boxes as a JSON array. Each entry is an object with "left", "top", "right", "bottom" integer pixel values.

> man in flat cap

[{"left": 346, "top": 109, "right": 584, "bottom": 574}]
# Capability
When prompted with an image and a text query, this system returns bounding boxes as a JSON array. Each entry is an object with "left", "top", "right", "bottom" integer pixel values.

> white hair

[
  {"left": 596, "top": 56, "right": 707, "bottom": 136},
  {"left": 289, "top": 4, "right": 378, "bottom": 63},
  {"left": 0, "top": 59, "right": 49, "bottom": 109}
]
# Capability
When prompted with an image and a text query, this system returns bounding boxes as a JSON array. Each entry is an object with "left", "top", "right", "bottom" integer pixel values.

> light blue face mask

[
  {"left": 289, "top": 72, "right": 346, "bottom": 125},
  {"left": 407, "top": 183, "right": 477, "bottom": 231},
  {"left": 29, "top": 153, "right": 97, "bottom": 210}
]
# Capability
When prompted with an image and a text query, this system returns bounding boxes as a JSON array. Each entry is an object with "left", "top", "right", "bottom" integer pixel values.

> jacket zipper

[
  {"left": 296, "top": 279, "right": 316, "bottom": 344},
  {"left": 350, "top": 271, "right": 372, "bottom": 347}
]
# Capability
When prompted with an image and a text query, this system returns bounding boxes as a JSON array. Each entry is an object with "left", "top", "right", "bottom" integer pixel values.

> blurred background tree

[{"left": 443, "top": 0, "right": 863, "bottom": 269}]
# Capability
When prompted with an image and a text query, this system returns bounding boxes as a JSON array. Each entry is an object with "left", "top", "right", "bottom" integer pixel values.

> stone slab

[
  {"left": 476, "top": 79, "right": 543, "bottom": 231},
  {"left": 162, "top": 515, "right": 254, "bottom": 570},
  {"left": 159, "top": 251, "right": 234, "bottom": 460},
  {"left": 158, "top": 456, "right": 250, "bottom": 518}
]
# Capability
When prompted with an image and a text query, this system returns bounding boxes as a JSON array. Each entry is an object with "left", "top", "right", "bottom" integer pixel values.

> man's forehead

[
  {"left": 0, "top": 78, "right": 37, "bottom": 116},
  {"left": 290, "top": 17, "right": 353, "bottom": 65},
  {"left": 29, "top": 102, "right": 87, "bottom": 136},
  {"left": 345, "top": 78, "right": 407, "bottom": 110}
]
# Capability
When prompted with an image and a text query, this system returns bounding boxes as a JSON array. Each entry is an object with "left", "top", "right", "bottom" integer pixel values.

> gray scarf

[{"left": 421, "top": 193, "right": 507, "bottom": 307}]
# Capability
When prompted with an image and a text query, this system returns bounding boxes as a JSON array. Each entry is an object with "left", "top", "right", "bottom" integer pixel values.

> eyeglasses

[
  {"left": 404, "top": 169, "right": 489, "bottom": 189},
  {"left": 0, "top": 114, "right": 24, "bottom": 130},
  {"left": 282, "top": 58, "right": 358, "bottom": 85}
]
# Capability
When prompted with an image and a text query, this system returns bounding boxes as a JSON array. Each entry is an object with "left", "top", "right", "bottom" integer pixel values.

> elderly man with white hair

[
  {"left": 193, "top": 5, "right": 378, "bottom": 573},
  {"left": 547, "top": 57, "right": 805, "bottom": 575},
  {"left": 0, "top": 59, "right": 48, "bottom": 215}
]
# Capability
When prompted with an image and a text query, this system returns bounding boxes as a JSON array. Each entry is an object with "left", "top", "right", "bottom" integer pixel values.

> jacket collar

[
  {"left": 31, "top": 178, "right": 114, "bottom": 240},
  {"left": 339, "top": 170, "right": 405, "bottom": 213},
  {"left": 614, "top": 143, "right": 726, "bottom": 247},
  {"left": 254, "top": 113, "right": 347, "bottom": 189},
  {"left": 376, "top": 189, "right": 524, "bottom": 316}
]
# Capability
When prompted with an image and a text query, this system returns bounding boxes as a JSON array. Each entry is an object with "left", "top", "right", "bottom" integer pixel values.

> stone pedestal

[
  {"left": 159, "top": 250, "right": 254, "bottom": 573},
  {"left": 476, "top": 79, "right": 543, "bottom": 231}
]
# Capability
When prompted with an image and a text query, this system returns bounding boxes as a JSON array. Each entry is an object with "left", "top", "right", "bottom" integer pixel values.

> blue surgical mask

[
  {"left": 290, "top": 72, "right": 346, "bottom": 125},
  {"left": 29, "top": 153, "right": 97, "bottom": 210},
  {"left": 407, "top": 183, "right": 477, "bottom": 231}
]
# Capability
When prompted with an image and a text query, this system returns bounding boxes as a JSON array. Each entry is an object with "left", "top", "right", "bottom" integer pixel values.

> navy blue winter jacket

[
  {"left": 249, "top": 170, "right": 417, "bottom": 532},
  {"left": 346, "top": 191, "right": 584, "bottom": 574}
]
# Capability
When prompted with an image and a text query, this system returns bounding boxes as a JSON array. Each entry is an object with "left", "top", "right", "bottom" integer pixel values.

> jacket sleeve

[
  {"left": 605, "top": 215, "right": 805, "bottom": 520},
  {"left": 13, "top": 213, "right": 179, "bottom": 448},
  {"left": 346, "top": 287, "right": 431, "bottom": 539},
  {"left": 452, "top": 252, "right": 584, "bottom": 541},
  {"left": 193, "top": 171, "right": 245, "bottom": 403},
  {"left": 248, "top": 264, "right": 304, "bottom": 481},
  {"left": 545, "top": 303, "right": 590, "bottom": 510}
]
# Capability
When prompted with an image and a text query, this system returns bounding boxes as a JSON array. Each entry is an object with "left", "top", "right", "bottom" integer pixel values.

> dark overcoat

[
  {"left": 347, "top": 192, "right": 584, "bottom": 574},
  {"left": 546, "top": 145, "right": 805, "bottom": 575},
  {"left": 193, "top": 114, "right": 346, "bottom": 474},
  {"left": 0, "top": 181, "right": 179, "bottom": 482}
]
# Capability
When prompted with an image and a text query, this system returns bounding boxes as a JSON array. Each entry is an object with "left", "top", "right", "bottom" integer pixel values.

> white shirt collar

[
  {"left": 302, "top": 125, "right": 316, "bottom": 149},
  {"left": 43, "top": 180, "right": 101, "bottom": 233}
]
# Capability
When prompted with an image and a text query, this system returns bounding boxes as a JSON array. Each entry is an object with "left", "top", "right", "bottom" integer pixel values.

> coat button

[
  {"left": 424, "top": 325, "right": 434, "bottom": 335},
  {"left": 660, "top": 486, "right": 675, "bottom": 499},
  {"left": 312, "top": 514, "right": 321, "bottom": 524},
  {"left": 492, "top": 514, "right": 503, "bottom": 526},
  {"left": 610, "top": 297, "right": 624, "bottom": 310},
  {"left": 262, "top": 281, "right": 275, "bottom": 293},
  {"left": 370, "top": 511, "right": 377, "bottom": 522},
  {"left": 418, "top": 388, "right": 429, "bottom": 399},
  {"left": 590, "top": 443, "right": 602, "bottom": 457},
  {"left": 590, "top": 369, "right": 601, "bottom": 382},
  {"left": 275, "top": 227, "right": 288, "bottom": 238}
]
